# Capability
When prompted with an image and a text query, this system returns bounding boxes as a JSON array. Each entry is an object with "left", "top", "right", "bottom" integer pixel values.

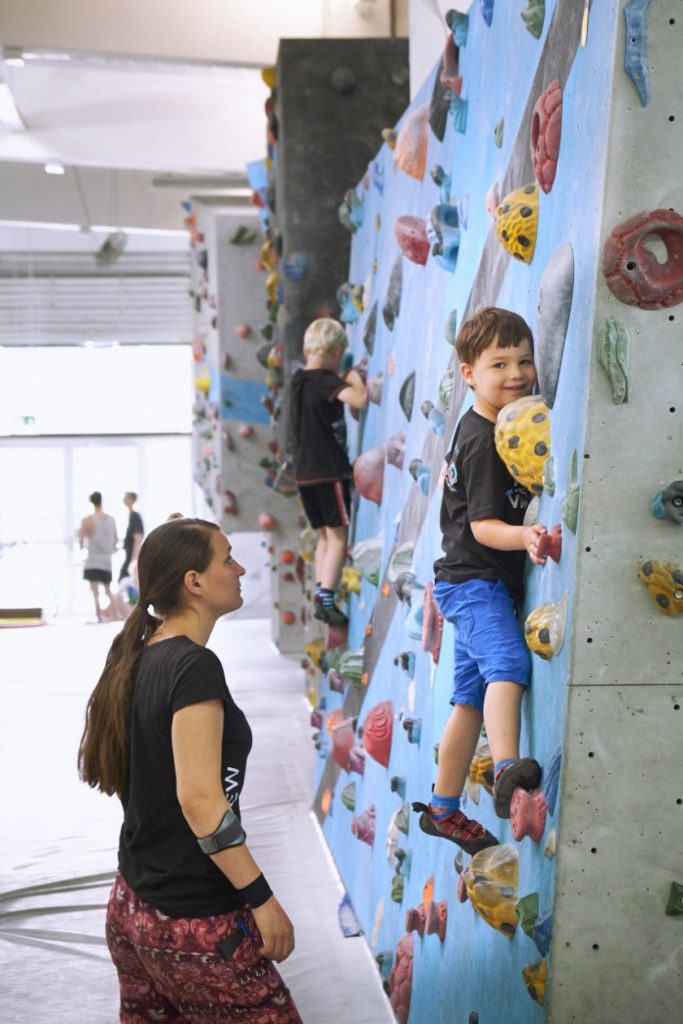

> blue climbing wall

[{"left": 311, "top": 3, "right": 624, "bottom": 1021}]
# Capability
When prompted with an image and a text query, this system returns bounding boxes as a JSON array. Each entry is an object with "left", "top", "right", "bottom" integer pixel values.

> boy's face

[{"left": 460, "top": 336, "right": 536, "bottom": 421}]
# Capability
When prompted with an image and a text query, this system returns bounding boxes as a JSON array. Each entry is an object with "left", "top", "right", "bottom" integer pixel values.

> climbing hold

[
  {"left": 650, "top": 481, "right": 683, "bottom": 525},
  {"left": 386, "top": 433, "right": 406, "bottom": 471},
  {"left": 365, "top": 371, "right": 383, "bottom": 406},
  {"left": 395, "top": 216, "right": 430, "bottom": 265},
  {"left": 531, "top": 79, "right": 562, "bottom": 193},
  {"left": 258, "top": 513, "right": 276, "bottom": 531},
  {"left": 304, "top": 637, "right": 326, "bottom": 670},
  {"left": 237, "top": 424, "right": 254, "bottom": 439},
  {"left": 516, "top": 892, "right": 540, "bottom": 938},
  {"left": 330, "top": 66, "right": 357, "bottom": 95},
  {"left": 623, "top": 0, "right": 652, "bottom": 106},
  {"left": 391, "top": 874, "right": 405, "bottom": 904},
  {"left": 456, "top": 873, "right": 468, "bottom": 903},
  {"left": 361, "top": 701, "right": 394, "bottom": 768},
  {"left": 638, "top": 560, "right": 683, "bottom": 615},
  {"left": 328, "top": 669, "right": 345, "bottom": 693},
  {"left": 446, "top": 87, "right": 468, "bottom": 133},
  {"left": 493, "top": 118, "right": 504, "bottom": 148},
  {"left": 234, "top": 323, "right": 251, "bottom": 340},
  {"left": 409, "top": 458, "right": 431, "bottom": 496},
  {"left": 339, "top": 647, "right": 365, "bottom": 687},
  {"left": 521, "top": 0, "right": 545, "bottom": 39},
  {"left": 535, "top": 243, "right": 574, "bottom": 407},
  {"left": 283, "top": 251, "right": 306, "bottom": 282},
  {"left": 422, "top": 583, "right": 444, "bottom": 663},
  {"left": 439, "top": 369, "right": 455, "bottom": 408},
  {"left": 326, "top": 621, "right": 349, "bottom": 652},
  {"left": 396, "top": 571, "right": 421, "bottom": 603},
  {"left": 534, "top": 909, "right": 553, "bottom": 956},
  {"left": 428, "top": 204, "right": 461, "bottom": 272},
  {"left": 353, "top": 446, "right": 385, "bottom": 504},
  {"left": 320, "top": 788, "right": 333, "bottom": 815},
  {"left": 480, "top": 0, "right": 494, "bottom": 27},
  {"left": 544, "top": 828, "right": 556, "bottom": 858},
  {"left": 494, "top": 394, "right": 550, "bottom": 494},
  {"left": 561, "top": 449, "right": 581, "bottom": 533},
  {"left": 402, "top": 717, "right": 421, "bottom": 744},
  {"left": 524, "top": 594, "right": 568, "bottom": 660},
  {"left": 399, "top": 372, "right": 416, "bottom": 420},
  {"left": 468, "top": 743, "right": 494, "bottom": 793},
  {"left": 387, "top": 543, "right": 414, "bottom": 582},
  {"left": 510, "top": 787, "right": 547, "bottom": 843},
  {"left": 421, "top": 400, "right": 445, "bottom": 436},
  {"left": 337, "top": 282, "right": 364, "bottom": 324},
  {"left": 351, "top": 535, "right": 383, "bottom": 586},
  {"left": 444, "top": 308, "right": 459, "bottom": 346},
  {"left": 596, "top": 318, "right": 630, "bottom": 404},
  {"left": 602, "top": 209, "right": 683, "bottom": 309},
  {"left": 522, "top": 958, "right": 547, "bottom": 1005},
  {"left": 382, "top": 127, "right": 397, "bottom": 150},
  {"left": 665, "top": 881, "right": 683, "bottom": 916},
  {"left": 393, "top": 652, "right": 416, "bottom": 677},
  {"left": 331, "top": 717, "right": 358, "bottom": 771},
  {"left": 338, "top": 188, "right": 365, "bottom": 234},
  {"left": 542, "top": 457, "right": 555, "bottom": 497},
  {"left": 405, "top": 905, "right": 427, "bottom": 937},
  {"left": 389, "top": 934, "right": 414, "bottom": 1024},
  {"left": 352, "top": 805, "right": 377, "bottom": 846},
  {"left": 440, "top": 34, "right": 462, "bottom": 95},
  {"left": 431, "top": 164, "right": 452, "bottom": 203},
  {"left": 310, "top": 706, "right": 324, "bottom": 729},
  {"left": 536, "top": 524, "right": 562, "bottom": 563},
  {"left": 364, "top": 301, "right": 378, "bottom": 355},
  {"left": 340, "top": 566, "right": 362, "bottom": 601},
  {"left": 426, "top": 900, "right": 448, "bottom": 941},
  {"left": 382, "top": 256, "right": 404, "bottom": 330},
  {"left": 544, "top": 747, "right": 562, "bottom": 816},
  {"left": 390, "top": 775, "right": 407, "bottom": 798},
  {"left": 395, "top": 106, "right": 429, "bottom": 181},
  {"left": 462, "top": 844, "right": 519, "bottom": 937},
  {"left": 495, "top": 184, "right": 538, "bottom": 264}
]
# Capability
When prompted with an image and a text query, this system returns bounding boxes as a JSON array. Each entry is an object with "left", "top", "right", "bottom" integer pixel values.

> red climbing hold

[
  {"left": 258, "top": 513, "right": 276, "bottom": 530},
  {"left": 331, "top": 717, "right": 357, "bottom": 771},
  {"left": 422, "top": 583, "right": 444, "bottom": 663},
  {"left": 510, "top": 787, "right": 548, "bottom": 844},
  {"left": 426, "top": 900, "right": 448, "bottom": 941},
  {"left": 602, "top": 209, "right": 683, "bottom": 309},
  {"left": 405, "top": 905, "right": 427, "bottom": 937},
  {"left": 530, "top": 79, "right": 562, "bottom": 194},
  {"left": 326, "top": 621, "right": 349, "bottom": 651},
  {"left": 395, "top": 216, "right": 430, "bottom": 265},
  {"left": 537, "top": 524, "right": 562, "bottom": 563},
  {"left": 353, "top": 446, "right": 385, "bottom": 504},
  {"left": 362, "top": 700, "right": 394, "bottom": 768},
  {"left": 389, "top": 934, "right": 414, "bottom": 1024}
]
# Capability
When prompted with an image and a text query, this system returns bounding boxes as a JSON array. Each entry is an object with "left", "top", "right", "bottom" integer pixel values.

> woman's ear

[{"left": 182, "top": 569, "right": 202, "bottom": 596}]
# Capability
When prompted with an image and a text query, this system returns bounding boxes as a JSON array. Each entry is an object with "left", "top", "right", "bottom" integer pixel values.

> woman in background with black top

[{"left": 78, "top": 517, "right": 301, "bottom": 1024}]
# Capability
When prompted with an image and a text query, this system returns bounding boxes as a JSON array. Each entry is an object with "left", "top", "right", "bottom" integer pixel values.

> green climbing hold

[
  {"left": 597, "top": 319, "right": 630, "bottom": 404},
  {"left": 561, "top": 449, "right": 580, "bottom": 534},
  {"left": 516, "top": 892, "right": 540, "bottom": 938},
  {"left": 521, "top": 0, "right": 545, "bottom": 39},
  {"left": 341, "top": 782, "right": 357, "bottom": 812},
  {"left": 230, "top": 225, "right": 258, "bottom": 245},
  {"left": 494, "top": 118, "right": 504, "bottom": 148},
  {"left": 666, "top": 882, "right": 683, "bottom": 916}
]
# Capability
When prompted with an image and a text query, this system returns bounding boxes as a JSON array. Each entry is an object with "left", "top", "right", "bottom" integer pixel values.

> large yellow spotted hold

[
  {"left": 495, "top": 183, "right": 538, "bottom": 263},
  {"left": 495, "top": 394, "right": 550, "bottom": 494}
]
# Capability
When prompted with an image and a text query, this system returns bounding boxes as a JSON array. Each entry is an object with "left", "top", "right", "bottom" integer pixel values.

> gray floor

[{"left": 0, "top": 547, "right": 393, "bottom": 1024}]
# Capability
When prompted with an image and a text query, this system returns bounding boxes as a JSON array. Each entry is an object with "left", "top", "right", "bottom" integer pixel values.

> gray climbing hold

[
  {"left": 623, "top": 0, "right": 652, "bottom": 106},
  {"left": 596, "top": 319, "right": 630, "bottom": 404},
  {"left": 382, "top": 256, "right": 403, "bottom": 330},
  {"left": 535, "top": 244, "right": 575, "bottom": 408}
]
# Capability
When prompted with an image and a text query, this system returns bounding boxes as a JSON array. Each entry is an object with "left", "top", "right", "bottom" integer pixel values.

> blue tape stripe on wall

[{"left": 220, "top": 375, "right": 271, "bottom": 424}]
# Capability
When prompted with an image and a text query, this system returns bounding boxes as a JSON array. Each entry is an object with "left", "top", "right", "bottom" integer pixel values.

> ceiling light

[
  {"left": 0, "top": 77, "right": 25, "bottom": 132},
  {"left": 44, "top": 162, "right": 65, "bottom": 175}
]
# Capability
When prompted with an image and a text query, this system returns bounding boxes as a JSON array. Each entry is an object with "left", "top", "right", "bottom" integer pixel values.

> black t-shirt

[
  {"left": 290, "top": 368, "right": 351, "bottom": 484},
  {"left": 123, "top": 510, "right": 144, "bottom": 559},
  {"left": 434, "top": 407, "right": 532, "bottom": 603},
  {"left": 118, "top": 636, "right": 252, "bottom": 917}
]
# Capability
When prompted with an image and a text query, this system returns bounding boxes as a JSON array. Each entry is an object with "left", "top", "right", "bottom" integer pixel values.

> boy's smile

[{"left": 460, "top": 338, "right": 536, "bottom": 422}]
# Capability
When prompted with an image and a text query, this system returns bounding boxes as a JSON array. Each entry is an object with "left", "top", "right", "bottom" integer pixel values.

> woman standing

[{"left": 78, "top": 517, "right": 301, "bottom": 1023}]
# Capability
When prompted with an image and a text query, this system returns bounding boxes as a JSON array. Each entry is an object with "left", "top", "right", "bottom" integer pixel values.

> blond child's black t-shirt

[
  {"left": 119, "top": 637, "right": 252, "bottom": 917},
  {"left": 434, "top": 407, "right": 532, "bottom": 603},
  {"left": 290, "top": 368, "right": 351, "bottom": 484}
]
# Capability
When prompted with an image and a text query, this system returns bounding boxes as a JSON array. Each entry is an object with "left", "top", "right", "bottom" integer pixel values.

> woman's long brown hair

[{"left": 77, "top": 517, "right": 219, "bottom": 798}]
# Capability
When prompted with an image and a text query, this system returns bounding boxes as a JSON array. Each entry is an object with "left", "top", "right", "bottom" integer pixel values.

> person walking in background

[
  {"left": 78, "top": 517, "right": 301, "bottom": 1023},
  {"left": 79, "top": 491, "right": 118, "bottom": 623},
  {"left": 118, "top": 491, "right": 144, "bottom": 583}
]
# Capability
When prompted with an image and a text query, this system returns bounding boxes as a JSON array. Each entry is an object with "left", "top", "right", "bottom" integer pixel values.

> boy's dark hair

[
  {"left": 89, "top": 491, "right": 102, "bottom": 506},
  {"left": 455, "top": 307, "right": 534, "bottom": 365}
]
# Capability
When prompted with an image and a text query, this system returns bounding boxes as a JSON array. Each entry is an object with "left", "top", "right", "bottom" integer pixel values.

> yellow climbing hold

[
  {"left": 495, "top": 394, "right": 550, "bottom": 494},
  {"left": 468, "top": 743, "right": 494, "bottom": 794},
  {"left": 638, "top": 560, "right": 683, "bottom": 616},
  {"left": 495, "top": 183, "right": 538, "bottom": 263},
  {"left": 522, "top": 958, "right": 547, "bottom": 1005},
  {"left": 261, "top": 66, "right": 277, "bottom": 89},
  {"left": 304, "top": 636, "right": 327, "bottom": 671},
  {"left": 524, "top": 594, "right": 568, "bottom": 660},
  {"left": 462, "top": 843, "right": 519, "bottom": 937},
  {"left": 340, "top": 566, "right": 362, "bottom": 602}
]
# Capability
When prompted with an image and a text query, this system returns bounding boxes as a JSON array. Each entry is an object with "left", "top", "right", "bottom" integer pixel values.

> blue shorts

[{"left": 433, "top": 579, "right": 531, "bottom": 712}]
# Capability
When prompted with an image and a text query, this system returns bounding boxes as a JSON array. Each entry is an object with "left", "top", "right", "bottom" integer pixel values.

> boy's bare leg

[
  {"left": 482, "top": 681, "right": 522, "bottom": 765},
  {"left": 314, "top": 530, "right": 328, "bottom": 586},
  {"left": 434, "top": 704, "right": 483, "bottom": 798},
  {"left": 319, "top": 525, "right": 348, "bottom": 591}
]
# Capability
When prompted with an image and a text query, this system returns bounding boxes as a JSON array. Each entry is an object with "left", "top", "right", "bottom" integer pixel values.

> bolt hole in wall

[{"left": 642, "top": 233, "right": 669, "bottom": 264}]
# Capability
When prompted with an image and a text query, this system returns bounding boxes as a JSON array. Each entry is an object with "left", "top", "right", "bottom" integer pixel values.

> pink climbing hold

[
  {"left": 238, "top": 424, "right": 254, "bottom": 439},
  {"left": 602, "top": 208, "right": 683, "bottom": 309},
  {"left": 422, "top": 583, "right": 444, "bottom": 663},
  {"left": 362, "top": 700, "right": 394, "bottom": 768},
  {"left": 235, "top": 323, "right": 251, "bottom": 338},
  {"left": 426, "top": 900, "right": 448, "bottom": 941},
  {"left": 510, "top": 787, "right": 548, "bottom": 844},
  {"left": 537, "top": 524, "right": 562, "bottom": 563},
  {"left": 389, "top": 934, "right": 414, "bottom": 1024},
  {"left": 258, "top": 513, "right": 276, "bottom": 530},
  {"left": 326, "top": 622, "right": 349, "bottom": 651},
  {"left": 331, "top": 717, "right": 357, "bottom": 771},
  {"left": 405, "top": 905, "right": 427, "bottom": 937},
  {"left": 351, "top": 804, "right": 377, "bottom": 846},
  {"left": 386, "top": 432, "right": 406, "bottom": 471},
  {"left": 353, "top": 446, "right": 385, "bottom": 504},
  {"left": 456, "top": 873, "right": 469, "bottom": 903},
  {"left": 395, "top": 216, "right": 430, "bottom": 266},
  {"left": 395, "top": 106, "right": 429, "bottom": 181},
  {"left": 530, "top": 79, "right": 562, "bottom": 194}
]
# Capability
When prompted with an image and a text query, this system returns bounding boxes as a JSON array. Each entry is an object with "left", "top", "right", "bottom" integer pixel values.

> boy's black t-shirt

[
  {"left": 118, "top": 636, "right": 252, "bottom": 917},
  {"left": 290, "top": 368, "right": 351, "bottom": 484},
  {"left": 434, "top": 407, "right": 532, "bottom": 603}
]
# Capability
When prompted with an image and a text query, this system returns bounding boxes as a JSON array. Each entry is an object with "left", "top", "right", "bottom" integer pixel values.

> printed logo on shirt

[
  {"left": 223, "top": 766, "right": 240, "bottom": 805},
  {"left": 505, "top": 482, "right": 531, "bottom": 511},
  {"left": 444, "top": 450, "right": 459, "bottom": 491}
]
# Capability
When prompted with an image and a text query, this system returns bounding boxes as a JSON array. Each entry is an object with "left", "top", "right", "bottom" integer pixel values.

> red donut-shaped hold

[
  {"left": 395, "top": 216, "right": 430, "bottom": 265},
  {"left": 602, "top": 208, "right": 683, "bottom": 309},
  {"left": 530, "top": 79, "right": 562, "bottom": 194}
]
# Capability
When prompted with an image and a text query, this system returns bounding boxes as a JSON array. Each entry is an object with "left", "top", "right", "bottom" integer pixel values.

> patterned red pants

[{"left": 106, "top": 873, "right": 302, "bottom": 1023}]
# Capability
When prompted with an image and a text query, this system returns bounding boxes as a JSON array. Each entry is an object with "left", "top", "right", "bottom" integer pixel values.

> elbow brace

[{"left": 197, "top": 808, "right": 246, "bottom": 855}]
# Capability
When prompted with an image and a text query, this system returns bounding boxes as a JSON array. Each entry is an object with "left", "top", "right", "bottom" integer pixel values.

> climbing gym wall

[{"left": 308, "top": 2, "right": 680, "bottom": 1022}]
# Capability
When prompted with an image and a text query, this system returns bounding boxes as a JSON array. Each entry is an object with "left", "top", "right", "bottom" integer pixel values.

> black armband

[
  {"left": 237, "top": 872, "right": 273, "bottom": 909},
  {"left": 197, "top": 809, "right": 246, "bottom": 854}
]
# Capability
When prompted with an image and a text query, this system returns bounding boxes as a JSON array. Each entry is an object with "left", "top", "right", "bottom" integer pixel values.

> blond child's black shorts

[{"left": 298, "top": 480, "right": 350, "bottom": 529}]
